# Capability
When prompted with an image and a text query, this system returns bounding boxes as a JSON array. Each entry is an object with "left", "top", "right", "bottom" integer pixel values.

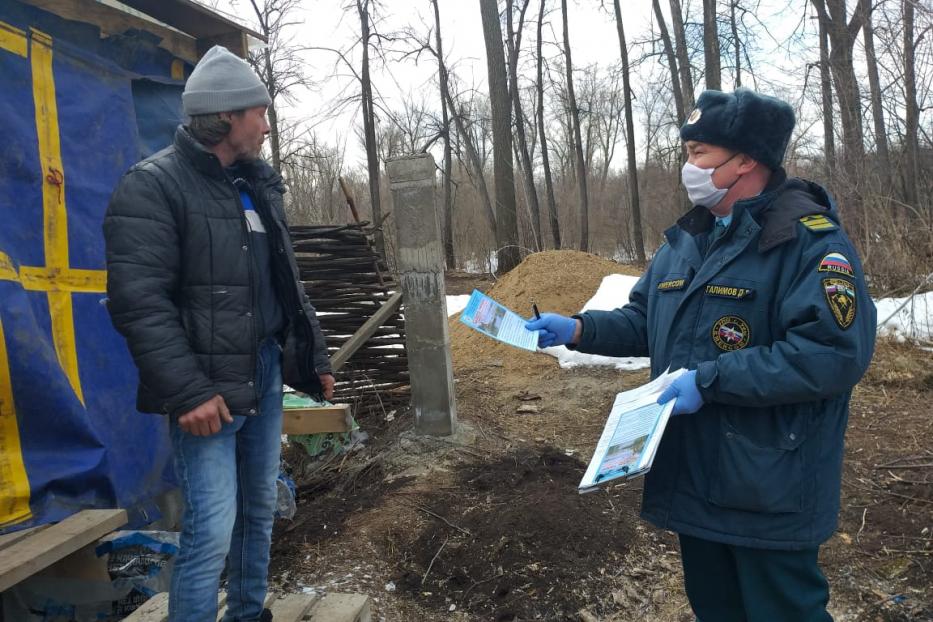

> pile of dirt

[
  {"left": 448, "top": 250, "right": 641, "bottom": 376},
  {"left": 387, "top": 448, "right": 638, "bottom": 621}
]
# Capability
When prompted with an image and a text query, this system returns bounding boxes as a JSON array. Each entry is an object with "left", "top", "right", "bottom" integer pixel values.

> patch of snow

[
  {"left": 875, "top": 290, "right": 933, "bottom": 342},
  {"left": 445, "top": 294, "right": 472, "bottom": 317}
]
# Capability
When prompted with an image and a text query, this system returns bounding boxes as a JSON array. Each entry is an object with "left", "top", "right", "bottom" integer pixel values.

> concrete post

[{"left": 385, "top": 154, "right": 457, "bottom": 436}]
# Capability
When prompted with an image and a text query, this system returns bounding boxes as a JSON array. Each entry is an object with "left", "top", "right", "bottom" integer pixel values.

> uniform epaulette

[{"left": 799, "top": 214, "right": 838, "bottom": 233}]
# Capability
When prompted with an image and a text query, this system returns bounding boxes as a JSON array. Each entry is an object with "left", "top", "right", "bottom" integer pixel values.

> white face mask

[{"left": 681, "top": 153, "right": 738, "bottom": 208}]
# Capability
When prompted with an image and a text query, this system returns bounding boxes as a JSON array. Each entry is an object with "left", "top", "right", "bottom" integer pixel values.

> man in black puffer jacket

[{"left": 104, "top": 45, "right": 332, "bottom": 622}]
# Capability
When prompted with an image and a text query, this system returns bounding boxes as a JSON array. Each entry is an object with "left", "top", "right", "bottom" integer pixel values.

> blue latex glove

[
  {"left": 657, "top": 370, "right": 704, "bottom": 416},
  {"left": 525, "top": 313, "right": 578, "bottom": 349}
]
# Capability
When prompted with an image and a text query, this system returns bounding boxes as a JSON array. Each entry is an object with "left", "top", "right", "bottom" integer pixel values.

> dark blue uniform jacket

[{"left": 575, "top": 173, "right": 876, "bottom": 550}]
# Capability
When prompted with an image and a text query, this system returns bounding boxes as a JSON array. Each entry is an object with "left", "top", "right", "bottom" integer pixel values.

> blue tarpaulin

[{"left": 0, "top": 0, "right": 187, "bottom": 531}]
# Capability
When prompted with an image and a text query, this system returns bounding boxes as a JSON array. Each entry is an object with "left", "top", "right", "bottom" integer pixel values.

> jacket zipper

[{"left": 231, "top": 178, "right": 260, "bottom": 411}]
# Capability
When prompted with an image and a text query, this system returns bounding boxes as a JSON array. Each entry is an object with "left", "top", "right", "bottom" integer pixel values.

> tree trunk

[
  {"left": 441, "top": 70, "right": 497, "bottom": 233},
  {"left": 653, "top": 0, "right": 687, "bottom": 125},
  {"left": 819, "top": 13, "right": 836, "bottom": 182},
  {"left": 480, "top": 0, "right": 520, "bottom": 273},
  {"left": 859, "top": 0, "right": 892, "bottom": 198},
  {"left": 613, "top": 0, "right": 645, "bottom": 263},
  {"left": 812, "top": 0, "right": 865, "bottom": 166},
  {"left": 357, "top": 0, "right": 384, "bottom": 256},
  {"left": 262, "top": 48, "right": 282, "bottom": 172},
  {"left": 537, "top": 0, "right": 561, "bottom": 249},
  {"left": 903, "top": 0, "right": 919, "bottom": 209},
  {"left": 561, "top": 0, "right": 589, "bottom": 252},
  {"left": 654, "top": 0, "right": 689, "bottom": 211},
  {"left": 730, "top": 0, "right": 741, "bottom": 86},
  {"left": 669, "top": 0, "right": 695, "bottom": 110},
  {"left": 703, "top": 0, "right": 721, "bottom": 90},
  {"left": 431, "top": 0, "right": 455, "bottom": 268},
  {"left": 507, "top": 0, "right": 543, "bottom": 250}
]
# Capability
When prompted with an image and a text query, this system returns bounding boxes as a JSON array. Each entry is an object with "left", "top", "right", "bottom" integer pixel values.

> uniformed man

[{"left": 527, "top": 88, "right": 876, "bottom": 621}]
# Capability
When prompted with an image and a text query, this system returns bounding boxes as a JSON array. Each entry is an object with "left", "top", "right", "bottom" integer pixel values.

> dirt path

[{"left": 271, "top": 253, "right": 932, "bottom": 621}]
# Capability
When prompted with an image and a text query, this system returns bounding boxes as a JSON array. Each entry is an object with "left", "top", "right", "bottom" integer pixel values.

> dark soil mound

[{"left": 388, "top": 448, "right": 637, "bottom": 621}]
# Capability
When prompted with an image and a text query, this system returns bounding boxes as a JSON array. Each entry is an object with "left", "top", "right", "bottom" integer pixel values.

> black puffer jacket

[{"left": 104, "top": 126, "right": 330, "bottom": 417}]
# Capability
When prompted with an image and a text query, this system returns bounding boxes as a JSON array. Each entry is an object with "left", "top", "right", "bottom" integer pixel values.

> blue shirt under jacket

[{"left": 574, "top": 172, "right": 876, "bottom": 550}]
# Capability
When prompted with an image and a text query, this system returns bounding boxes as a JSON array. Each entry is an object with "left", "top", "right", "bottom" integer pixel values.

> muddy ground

[{"left": 270, "top": 252, "right": 933, "bottom": 621}]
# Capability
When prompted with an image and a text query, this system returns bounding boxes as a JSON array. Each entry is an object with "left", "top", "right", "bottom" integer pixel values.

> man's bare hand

[
  {"left": 318, "top": 373, "right": 335, "bottom": 401},
  {"left": 178, "top": 395, "right": 233, "bottom": 436}
]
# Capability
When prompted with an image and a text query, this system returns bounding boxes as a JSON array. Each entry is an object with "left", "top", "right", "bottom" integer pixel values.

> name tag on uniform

[
  {"left": 657, "top": 278, "right": 687, "bottom": 292},
  {"left": 704, "top": 283, "right": 755, "bottom": 300}
]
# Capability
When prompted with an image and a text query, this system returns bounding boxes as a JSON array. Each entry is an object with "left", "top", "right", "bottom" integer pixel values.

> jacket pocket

[{"left": 709, "top": 418, "right": 805, "bottom": 514}]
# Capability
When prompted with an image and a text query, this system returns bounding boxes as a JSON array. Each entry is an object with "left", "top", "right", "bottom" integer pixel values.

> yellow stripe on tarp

[
  {"left": 31, "top": 28, "right": 85, "bottom": 405},
  {"left": 19, "top": 267, "right": 106, "bottom": 293},
  {"left": 0, "top": 318, "right": 32, "bottom": 528},
  {"left": 0, "top": 252, "right": 17, "bottom": 282},
  {"left": 171, "top": 58, "right": 184, "bottom": 80},
  {"left": 0, "top": 20, "right": 27, "bottom": 58}
]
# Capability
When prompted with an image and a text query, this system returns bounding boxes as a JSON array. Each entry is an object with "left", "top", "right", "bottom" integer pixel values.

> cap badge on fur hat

[{"left": 679, "top": 88, "right": 796, "bottom": 170}]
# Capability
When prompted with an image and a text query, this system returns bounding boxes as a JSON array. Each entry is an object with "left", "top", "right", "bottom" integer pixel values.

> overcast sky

[{"left": 211, "top": 0, "right": 810, "bottom": 169}]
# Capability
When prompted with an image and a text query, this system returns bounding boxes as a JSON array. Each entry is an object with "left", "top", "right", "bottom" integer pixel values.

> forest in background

[{"left": 230, "top": 0, "right": 932, "bottom": 294}]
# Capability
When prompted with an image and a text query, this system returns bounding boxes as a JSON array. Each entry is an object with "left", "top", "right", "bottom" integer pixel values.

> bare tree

[
  {"left": 903, "top": 0, "right": 920, "bottom": 209},
  {"left": 669, "top": 0, "right": 696, "bottom": 109},
  {"left": 445, "top": 73, "right": 497, "bottom": 232},
  {"left": 613, "top": 0, "right": 646, "bottom": 263},
  {"left": 481, "top": 0, "right": 521, "bottom": 272},
  {"left": 811, "top": 0, "right": 865, "bottom": 165},
  {"left": 730, "top": 0, "right": 742, "bottom": 86},
  {"left": 430, "top": 0, "right": 456, "bottom": 268},
  {"left": 818, "top": 11, "right": 836, "bottom": 181},
  {"left": 859, "top": 0, "right": 893, "bottom": 196},
  {"left": 356, "top": 0, "right": 386, "bottom": 255},
  {"left": 537, "top": 0, "right": 561, "bottom": 249},
  {"left": 704, "top": 0, "right": 722, "bottom": 89},
  {"left": 506, "top": 0, "right": 543, "bottom": 250},
  {"left": 244, "top": 0, "right": 307, "bottom": 173},
  {"left": 561, "top": 0, "right": 590, "bottom": 251},
  {"left": 653, "top": 0, "right": 688, "bottom": 125}
]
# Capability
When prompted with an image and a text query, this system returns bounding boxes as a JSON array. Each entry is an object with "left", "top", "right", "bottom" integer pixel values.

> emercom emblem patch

[
  {"left": 817, "top": 252, "right": 854, "bottom": 277},
  {"left": 712, "top": 315, "right": 751, "bottom": 351},
  {"left": 823, "top": 278, "right": 856, "bottom": 330}
]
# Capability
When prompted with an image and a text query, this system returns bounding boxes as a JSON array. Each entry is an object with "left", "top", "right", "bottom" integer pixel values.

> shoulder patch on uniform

[
  {"left": 817, "top": 252, "right": 853, "bottom": 277},
  {"left": 799, "top": 215, "right": 838, "bottom": 232},
  {"left": 822, "top": 278, "right": 856, "bottom": 330}
]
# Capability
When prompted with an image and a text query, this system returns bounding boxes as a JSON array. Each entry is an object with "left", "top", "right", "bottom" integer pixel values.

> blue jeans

[{"left": 169, "top": 339, "right": 283, "bottom": 622}]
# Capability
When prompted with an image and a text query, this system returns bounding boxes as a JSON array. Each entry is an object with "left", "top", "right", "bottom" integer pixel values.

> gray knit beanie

[{"left": 182, "top": 45, "right": 271, "bottom": 116}]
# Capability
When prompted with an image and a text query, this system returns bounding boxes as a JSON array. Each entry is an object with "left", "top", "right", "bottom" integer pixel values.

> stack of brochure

[{"left": 578, "top": 368, "right": 686, "bottom": 493}]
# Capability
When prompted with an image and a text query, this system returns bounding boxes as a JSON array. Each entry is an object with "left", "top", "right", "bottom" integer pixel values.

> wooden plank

[
  {"left": 330, "top": 291, "right": 403, "bottom": 372},
  {"left": 307, "top": 593, "right": 372, "bottom": 622},
  {"left": 282, "top": 404, "right": 352, "bottom": 435},
  {"left": 268, "top": 593, "right": 321, "bottom": 622},
  {"left": 198, "top": 29, "right": 249, "bottom": 59},
  {"left": 119, "top": 0, "right": 264, "bottom": 42},
  {"left": 22, "top": 0, "right": 198, "bottom": 62},
  {"left": 0, "top": 525, "right": 47, "bottom": 552},
  {"left": 127, "top": 591, "right": 225, "bottom": 622},
  {"left": 121, "top": 592, "right": 168, "bottom": 622},
  {"left": 0, "top": 508, "right": 126, "bottom": 592}
]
